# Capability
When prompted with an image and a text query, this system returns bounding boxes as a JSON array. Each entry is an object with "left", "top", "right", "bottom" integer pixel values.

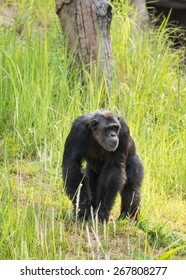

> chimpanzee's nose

[{"left": 111, "top": 132, "right": 116, "bottom": 137}]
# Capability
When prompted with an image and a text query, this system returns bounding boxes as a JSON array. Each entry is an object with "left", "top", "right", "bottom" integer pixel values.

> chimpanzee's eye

[{"left": 106, "top": 124, "right": 119, "bottom": 134}]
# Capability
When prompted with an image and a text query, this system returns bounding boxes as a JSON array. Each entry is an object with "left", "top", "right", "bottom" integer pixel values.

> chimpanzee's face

[{"left": 90, "top": 112, "right": 121, "bottom": 152}]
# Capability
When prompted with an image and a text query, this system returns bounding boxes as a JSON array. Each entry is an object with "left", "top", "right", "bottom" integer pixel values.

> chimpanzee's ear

[
  {"left": 115, "top": 114, "right": 121, "bottom": 122},
  {"left": 90, "top": 119, "right": 99, "bottom": 129}
]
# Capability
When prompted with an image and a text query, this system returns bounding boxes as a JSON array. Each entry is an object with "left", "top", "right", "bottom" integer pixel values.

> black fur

[{"left": 62, "top": 110, "right": 144, "bottom": 221}]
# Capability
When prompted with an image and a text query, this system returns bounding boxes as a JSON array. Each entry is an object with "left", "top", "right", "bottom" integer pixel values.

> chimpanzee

[{"left": 62, "top": 110, "right": 144, "bottom": 221}]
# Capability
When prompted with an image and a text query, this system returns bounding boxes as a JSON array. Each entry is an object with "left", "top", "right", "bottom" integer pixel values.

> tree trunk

[
  {"left": 130, "top": 0, "right": 149, "bottom": 25},
  {"left": 56, "top": 0, "right": 113, "bottom": 83}
]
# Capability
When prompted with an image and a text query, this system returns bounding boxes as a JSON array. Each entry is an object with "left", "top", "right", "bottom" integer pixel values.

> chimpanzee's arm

[
  {"left": 62, "top": 116, "right": 90, "bottom": 201},
  {"left": 120, "top": 142, "right": 144, "bottom": 219}
]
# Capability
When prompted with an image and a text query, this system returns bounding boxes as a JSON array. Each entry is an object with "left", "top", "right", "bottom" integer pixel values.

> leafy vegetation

[{"left": 0, "top": 0, "right": 185, "bottom": 259}]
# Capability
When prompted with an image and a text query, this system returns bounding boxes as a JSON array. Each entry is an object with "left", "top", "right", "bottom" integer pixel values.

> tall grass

[{"left": 0, "top": 0, "right": 185, "bottom": 259}]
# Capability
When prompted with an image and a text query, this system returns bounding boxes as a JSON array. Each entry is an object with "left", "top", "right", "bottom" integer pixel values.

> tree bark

[{"left": 56, "top": 0, "right": 113, "bottom": 83}]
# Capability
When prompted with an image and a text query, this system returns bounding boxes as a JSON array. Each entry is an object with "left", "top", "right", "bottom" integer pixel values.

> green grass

[{"left": 0, "top": 0, "right": 185, "bottom": 259}]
